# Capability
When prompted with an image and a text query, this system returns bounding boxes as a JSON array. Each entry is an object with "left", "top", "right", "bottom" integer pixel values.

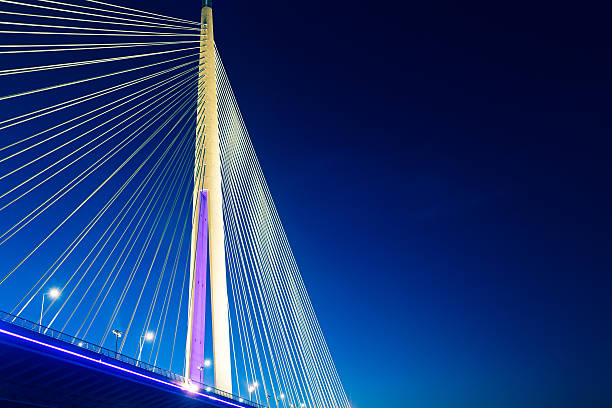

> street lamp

[
  {"left": 248, "top": 381, "right": 258, "bottom": 399},
  {"left": 39, "top": 288, "right": 60, "bottom": 332},
  {"left": 137, "top": 331, "right": 154, "bottom": 362},
  {"left": 279, "top": 393, "right": 285, "bottom": 407},
  {"left": 112, "top": 329, "right": 123, "bottom": 355},
  {"left": 197, "top": 358, "right": 211, "bottom": 384}
]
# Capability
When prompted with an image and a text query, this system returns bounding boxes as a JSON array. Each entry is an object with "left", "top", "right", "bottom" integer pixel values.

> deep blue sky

[
  {"left": 198, "top": 2, "right": 612, "bottom": 407},
  {"left": 3, "top": 0, "right": 612, "bottom": 407}
]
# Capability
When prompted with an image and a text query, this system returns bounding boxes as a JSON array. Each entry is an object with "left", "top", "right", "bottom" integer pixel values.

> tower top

[{"left": 203, "top": 0, "right": 212, "bottom": 8}]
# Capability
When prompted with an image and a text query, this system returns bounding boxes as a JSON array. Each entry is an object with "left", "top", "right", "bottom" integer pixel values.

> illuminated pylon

[{"left": 185, "top": 0, "right": 232, "bottom": 393}]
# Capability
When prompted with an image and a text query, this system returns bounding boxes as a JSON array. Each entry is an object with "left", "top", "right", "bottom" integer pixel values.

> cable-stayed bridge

[{"left": 0, "top": 1, "right": 349, "bottom": 407}]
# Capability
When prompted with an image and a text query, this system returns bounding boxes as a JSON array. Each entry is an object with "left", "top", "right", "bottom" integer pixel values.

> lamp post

[
  {"left": 39, "top": 288, "right": 60, "bottom": 332},
  {"left": 279, "top": 393, "right": 285, "bottom": 408},
  {"left": 112, "top": 329, "right": 122, "bottom": 356},
  {"left": 197, "top": 358, "right": 211, "bottom": 384},
  {"left": 248, "top": 381, "right": 258, "bottom": 400},
  {"left": 197, "top": 365, "right": 203, "bottom": 384},
  {"left": 137, "top": 331, "right": 154, "bottom": 364}
]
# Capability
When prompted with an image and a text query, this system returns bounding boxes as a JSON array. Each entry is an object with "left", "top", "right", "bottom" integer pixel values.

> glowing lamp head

[
  {"left": 280, "top": 393, "right": 285, "bottom": 400},
  {"left": 205, "top": 386, "right": 212, "bottom": 392},
  {"left": 48, "top": 288, "right": 60, "bottom": 299},
  {"left": 203, "top": 359, "right": 212, "bottom": 367},
  {"left": 144, "top": 331, "right": 154, "bottom": 341}
]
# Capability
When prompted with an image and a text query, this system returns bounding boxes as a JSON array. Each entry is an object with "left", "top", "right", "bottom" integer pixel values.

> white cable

[
  {"left": 0, "top": 10, "right": 200, "bottom": 32},
  {"left": 0, "top": 46, "right": 198, "bottom": 76},
  {"left": 0, "top": 52, "right": 198, "bottom": 102},
  {"left": 0, "top": 0, "right": 199, "bottom": 29}
]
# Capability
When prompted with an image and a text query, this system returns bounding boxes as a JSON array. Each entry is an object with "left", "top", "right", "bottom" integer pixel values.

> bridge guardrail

[{"left": 0, "top": 310, "right": 265, "bottom": 408}]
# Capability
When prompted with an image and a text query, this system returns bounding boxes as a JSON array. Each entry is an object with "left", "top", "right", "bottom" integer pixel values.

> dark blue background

[{"left": 204, "top": 1, "right": 612, "bottom": 407}]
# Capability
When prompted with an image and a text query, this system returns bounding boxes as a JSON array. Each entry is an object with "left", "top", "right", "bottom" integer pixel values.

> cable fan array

[
  {"left": 0, "top": 0, "right": 201, "bottom": 372},
  {"left": 217, "top": 48, "right": 350, "bottom": 408},
  {"left": 0, "top": 0, "right": 350, "bottom": 407}
]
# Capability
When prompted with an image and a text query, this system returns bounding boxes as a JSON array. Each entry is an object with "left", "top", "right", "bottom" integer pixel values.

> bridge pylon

[{"left": 185, "top": 0, "right": 232, "bottom": 394}]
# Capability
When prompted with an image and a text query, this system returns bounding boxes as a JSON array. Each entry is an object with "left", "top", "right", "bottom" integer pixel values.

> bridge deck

[{"left": 0, "top": 318, "right": 253, "bottom": 408}]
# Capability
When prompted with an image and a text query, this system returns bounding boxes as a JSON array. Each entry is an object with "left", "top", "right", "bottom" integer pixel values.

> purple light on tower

[{"left": 190, "top": 190, "right": 208, "bottom": 384}]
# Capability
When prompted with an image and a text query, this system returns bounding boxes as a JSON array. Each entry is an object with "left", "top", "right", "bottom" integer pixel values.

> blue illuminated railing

[{"left": 0, "top": 310, "right": 264, "bottom": 408}]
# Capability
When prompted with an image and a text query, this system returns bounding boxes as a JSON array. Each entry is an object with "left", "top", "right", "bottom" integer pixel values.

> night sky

[
  {"left": 200, "top": 1, "right": 612, "bottom": 407},
  {"left": 4, "top": 0, "right": 612, "bottom": 407}
]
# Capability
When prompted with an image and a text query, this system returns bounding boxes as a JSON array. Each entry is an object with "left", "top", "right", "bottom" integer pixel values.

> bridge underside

[{"left": 0, "top": 322, "right": 236, "bottom": 408}]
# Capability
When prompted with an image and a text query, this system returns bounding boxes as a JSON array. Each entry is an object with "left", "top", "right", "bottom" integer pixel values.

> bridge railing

[{"left": 0, "top": 310, "right": 264, "bottom": 408}]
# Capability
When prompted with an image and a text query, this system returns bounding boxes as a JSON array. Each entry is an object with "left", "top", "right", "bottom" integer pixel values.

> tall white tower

[{"left": 185, "top": 0, "right": 232, "bottom": 394}]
